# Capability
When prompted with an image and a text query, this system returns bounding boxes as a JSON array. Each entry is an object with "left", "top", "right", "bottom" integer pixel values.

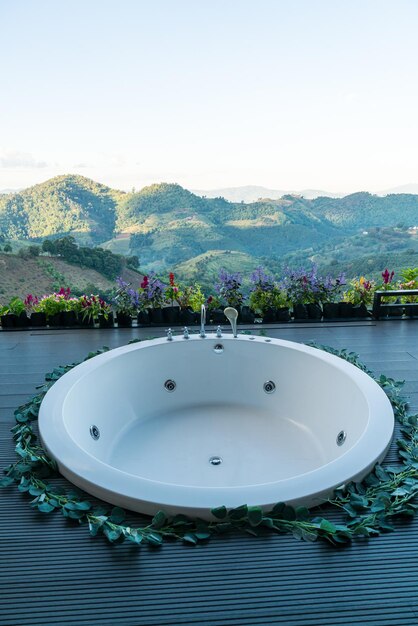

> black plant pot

[
  {"left": 407, "top": 304, "right": 418, "bottom": 317},
  {"left": 116, "top": 313, "right": 132, "bottom": 327},
  {"left": 262, "top": 307, "right": 276, "bottom": 323},
  {"left": 163, "top": 306, "right": 180, "bottom": 325},
  {"left": 1, "top": 314, "right": 17, "bottom": 328},
  {"left": 292, "top": 304, "right": 309, "bottom": 320},
  {"left": 99, "top": 312, "right": 115, "bottom": 328},
  {"left": 79, "top": 316, "right": 95, "bottom": 328},
  {"left": 61, "top": 311, "right": 78, "bottom": 327},
  {"left": 149, "top": 308, "right": 164, "bottom": 325},
  {"left": 240, "top": 305, "right": 253, "bottom": 324},
  {"left": 338, "top": 302, "right": 354, "bottom": 318},
  {"left": 322, "top": 302, "right": 340, "bottom": 319},
  {"left": 179, "top": 308, "right": 196, "bottom": 325},
  {"left": 48, "top": 313, "right": 62, "bottom": 327},
  {"left": 276, "top": 307, "right": 291, "bottom": 322},
  {"left": 30, "top": 312, "right": 47, "bottom": 327},
  {"left": 306, "top": 303, "right": 322, "bottom": 320},
  {"left": 353, "top": 303, "right": 370, "bottom": 318},
  {"left": 15, "top": 312, "right": 30, "bottom": 327},
  {"left": 137, "top": 310, "right": 150, "bottom": 326},
  {"left": 208, "top": 308, "right": 225, "bottom": 324}
]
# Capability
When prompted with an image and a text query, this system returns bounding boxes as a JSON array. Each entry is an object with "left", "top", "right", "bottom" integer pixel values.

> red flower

[
  {"left": 169, "top": 272, "right": 175, "bottom": 286},
  {"left": 140, "top": 275, "right": 149, "bottom": 289},
  {"left": 382, "top": 269, "right": 395, "bottom": 285}
]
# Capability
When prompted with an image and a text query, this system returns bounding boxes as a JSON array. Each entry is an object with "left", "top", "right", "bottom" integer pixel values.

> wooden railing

[{"left": 372, "top": 289, "right": 418, "bottom": 320}]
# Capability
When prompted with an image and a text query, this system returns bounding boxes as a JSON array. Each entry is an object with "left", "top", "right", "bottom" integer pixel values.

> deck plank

[{"left": 1, "top": 321, "right": 418, "bottom": 625}]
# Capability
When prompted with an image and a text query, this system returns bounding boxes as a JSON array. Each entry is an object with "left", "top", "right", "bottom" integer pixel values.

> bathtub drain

[{"left": 209, "top": 456, "right": 222, "bottom": 466}]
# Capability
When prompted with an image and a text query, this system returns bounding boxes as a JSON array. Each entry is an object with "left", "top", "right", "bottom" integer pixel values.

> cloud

[
  {"left": 0, "top": 151, "right": 48, "bottom": 168},
  {"left": 73, "top": 162, "right": 89, "bottom": 168}
]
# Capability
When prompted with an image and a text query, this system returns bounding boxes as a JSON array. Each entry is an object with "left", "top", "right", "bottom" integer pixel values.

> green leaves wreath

[{"left": 1, "top": 343, "right": 418, "bottom": 549}]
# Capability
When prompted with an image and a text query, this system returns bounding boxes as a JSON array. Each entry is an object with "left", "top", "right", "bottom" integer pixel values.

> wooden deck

[{"left": 1, "top": 321, "right": 418, "bottom": 625}]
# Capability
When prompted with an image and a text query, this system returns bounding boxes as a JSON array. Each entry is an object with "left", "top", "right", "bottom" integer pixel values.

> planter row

[{"left": 2, "top": 302, "right": 418, "bottom": 330}]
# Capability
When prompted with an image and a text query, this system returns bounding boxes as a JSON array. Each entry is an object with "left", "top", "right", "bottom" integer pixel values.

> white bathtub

[{"left": 39, "top": 335, "right": 394, "bottom": 520}]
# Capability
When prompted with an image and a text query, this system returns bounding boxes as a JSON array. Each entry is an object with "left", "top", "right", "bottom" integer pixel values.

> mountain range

[{"left": 2, "top": 174, "right": 418, "bottom": 285}]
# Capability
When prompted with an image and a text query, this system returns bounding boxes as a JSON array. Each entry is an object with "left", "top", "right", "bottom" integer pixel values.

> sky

[{"left": 1, "top": 0, "right": 418, "bottom": 193}]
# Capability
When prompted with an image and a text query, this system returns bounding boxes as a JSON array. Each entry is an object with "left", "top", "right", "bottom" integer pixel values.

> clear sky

[{"left": 1, "top": 0, "right": 417, "bottom": 193}]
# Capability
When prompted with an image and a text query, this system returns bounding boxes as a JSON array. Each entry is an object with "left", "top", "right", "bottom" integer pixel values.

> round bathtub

[{"left": 39, "top": 335, "right": 394, "bottom": 519}]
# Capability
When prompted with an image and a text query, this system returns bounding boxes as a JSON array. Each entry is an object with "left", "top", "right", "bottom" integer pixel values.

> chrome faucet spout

[
  {"left": 200, "top": 304, "right": 206, "bottom": 338},
  {"left": 224, "top": 307, "right": 238, "bottom": 338}
]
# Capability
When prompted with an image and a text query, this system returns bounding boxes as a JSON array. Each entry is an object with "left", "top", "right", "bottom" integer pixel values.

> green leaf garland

[{"left": 1, "top": 342, "right": 418, "bottom": 550}]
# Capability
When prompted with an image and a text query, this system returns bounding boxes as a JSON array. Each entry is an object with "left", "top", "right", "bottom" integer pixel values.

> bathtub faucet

[
  {"left": 200, "top": 304, "right": 206, "bottom": 338},
  {"left": 224, "top": 307, "right": 238, "bottom": 338}
]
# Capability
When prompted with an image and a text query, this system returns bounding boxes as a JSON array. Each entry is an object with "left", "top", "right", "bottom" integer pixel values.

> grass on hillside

[{"left": 0, "top": 253, "right": 141, "bottom": 303}]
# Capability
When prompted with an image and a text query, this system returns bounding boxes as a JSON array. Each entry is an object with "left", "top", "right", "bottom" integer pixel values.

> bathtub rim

[{"left": 38, "top": 334, "right": 394, "bottom": 517}]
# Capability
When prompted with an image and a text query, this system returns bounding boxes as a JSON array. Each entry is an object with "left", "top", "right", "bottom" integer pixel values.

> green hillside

[
  {"left": 0, "top": 175, "right": 125, "bottom": 243},
  {"left": 0, "top": 252, "right": 141, "bottom": 303},
  {"left": 3, "top": 175, "right": 418, "bottom": 285}
]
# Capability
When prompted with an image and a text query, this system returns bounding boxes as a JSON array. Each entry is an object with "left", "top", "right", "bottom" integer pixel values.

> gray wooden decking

[{"left": 1, "top": 321, "right": 418, "bottom": 625}]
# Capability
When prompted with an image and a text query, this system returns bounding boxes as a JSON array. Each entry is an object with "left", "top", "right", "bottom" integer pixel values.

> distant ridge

[
  {"left": 192, "top": 184, "right": 418, "bottom": 203},
  {"left": 192, "top": 185, "right": 344, "bottom": 202}
]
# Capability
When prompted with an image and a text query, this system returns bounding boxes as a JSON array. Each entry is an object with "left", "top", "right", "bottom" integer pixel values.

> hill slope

[
  {"left": 3, "top": 175, "right": 418, "bottom": 283},
  {"left": 0, "top": 175, "right": 125, "bottom": 243},
  {"left": 0, "top": 253, "right": 140, "bottom": 303}
]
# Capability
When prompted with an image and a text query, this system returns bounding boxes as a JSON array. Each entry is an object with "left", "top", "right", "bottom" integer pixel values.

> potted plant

[
  {"left": 176, "top": 282, "right": 205, "bottom": 325},
  {"left": 282, "top": 265, "right": 323, "bottom": 320},
  {"left": 138, "top": 273, "right": 166, "bottom": 325},
  {"left": 342, "top": 276, "right": 375, "bottom": 317},
  {"left": 163, "top": 272, "right": 180, "bottom": 325},
  {"left": 96, "top": 297, "right": 114, "bottom": 328},
  {"left": 249, "top": 267, "right": 290, "bottom": 322},
  {"left": 24, "top": 294, "right": 46, "bottom": 327},
  {"left": 78, "top": 295, "right": 100, "bottom": 327},
  {"left": 61, "top": 296, "right": 80, "bottom": 326},
  {"left": 206, "top": 295, "right": 224, "bottom": 324},
  {"left": 399, "top": 268, "right": 418, "bottom": 317},
  {"left": 375, "top": 269, "right": 403, "bottom": 317},
  {"left": 0, "top": 297, "right": 29, "bottom": 328},
  {"left": 114, "top": 277, "right": 139, "bottom": 327},
  {"left": 35, "top": 288, "right": 73, "bottom": 326},
  {"left": 215, "top": 268, "right": 244, "bottom": 311},
  {"left": 320, "top": 273, "right": 346, "bottom": 319}
]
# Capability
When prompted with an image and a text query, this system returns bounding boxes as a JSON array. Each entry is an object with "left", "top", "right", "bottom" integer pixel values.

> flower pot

[
  {"left": 406, "top": 304, "right": 418, "bottom": 317},
  {"left": 338, "top": 302, "right": 354, "bottom": 318},
  {"left": 353, "top": 303, "right": 370, "bottom": 318},
  {"left": 30, "top": 312, "right": 47, "bottom": 327},
  {"left": 262, "top": 307, "right": 276, "bottom": 323},
  {"left": 149, "top": 308, "right": 164, "bottom": 325},
  {"left": 276, "top": 307, "right": 291, "bottom": 322},
  {"left": 99, "top": 313, "right": 115, "bottom": 328},
  {"left": 292, "top": 304, "right": 308, "bottom": 320},
  {"left": 179, "top": 308, "right": 196, "bottom": 325},
  {"left": 61, "top": 311, "right": 78, "bottom": 327},
  {"left": 48, "top": 313, "right": 62, "bottom": 327},
  {"left": 306, "top": 303, "right": 322, "bottom": 320},
  {"left": 240, "top": 305, "right": 253, "bottom": 324},
  {"left": 137, "top": 310, "right": 150, "bottom": 326},
  {"left": 1, "top": 313, "right": 17, "bottom": 328},
  {"left": 208, "top": 308, "right": 225, "bottom": 324},
  {"left": 322, "top": 302, "right": 340, "bottom": 319},
  {"left": 15, "top": 312, "right": 30, "bottom": 327},
  {"left": 163, "top": 306, "right": 180, "bottom": 325},
  {"left": 79, "top": 316, "right": 95, "bottom": 328},
  {"left": 116, "top": 313, "right": 132, "bottom": 327}
]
